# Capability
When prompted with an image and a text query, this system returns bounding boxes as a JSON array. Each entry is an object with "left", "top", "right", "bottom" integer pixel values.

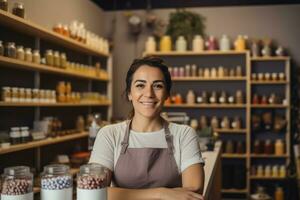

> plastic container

[
  {"left": 1, "top": 166, "right": 33, "bottom": 200},
  {"left": 77, "top": 163, "right": 109, "bottom": 200},
  {"left": 41, "top": 164, "right": 73, "bottom": 200}
]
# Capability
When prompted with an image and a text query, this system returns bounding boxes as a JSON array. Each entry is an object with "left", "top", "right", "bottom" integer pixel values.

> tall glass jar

[
  {"left": 53, "top": 51, "right": 60, "bottom": 67},
  {"left": 41, "top": 164, "right": 73, "bottom": 200},
  {"left": 0, "top": 0, "right": 8, "bottom": 11},
  {"left": 60, "top": 53, "right": 67, "bottom": 68},
  {"left": 77, "top": 163, "right": 109, "bottom": 200},
  {"left": 33, "top": 50, "right": 41, "bottom": 64},
  {"left": 145, "top": 36, "right": 156, "bottom": 53},
  {"left": 16, "top": 46, "right": 25, "bottom": 60},
  {"left": 45, "top": 50, "right": 54, "bottom": 66},
  {"left": 12, "top": 2, "right": 25, "bottom": 18},
  {"left": 1, "top": 166, "right": 33, "bottom": 200},
  {"left": 5, "top": 42, "right": 17, "bottom": 58},
  {"left": 25, "top": 48, "right": 32, "bottom": 62},
  {"left": 175, "top": 36, "right": 187, "bottom": 52}
]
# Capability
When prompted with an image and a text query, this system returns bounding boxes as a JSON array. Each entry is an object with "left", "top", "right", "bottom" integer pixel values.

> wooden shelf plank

[
  {"left": 251, "top": 104, "right": 289, "bottom": 108},
  {"left": 250, "top": 176, "right": 286, "bottom": 180},
  {"left": 251, "top": 81, "right": 289, "bottom": 85},
  {"left": 165, "top": 104, "right": 246, "bottom": 108},
  {"left": 221, "top": 189, "right": 248, "bottom": 194},
  {"left": 0, "top": 132, "right": 88, "bottom": 154},
  {"left": 221, "top": 154, "right": 247, "bottom": 158},
  {"left": 0, "top": 10, "right": 109, "bottom": 57},
  {"left": 251, "top": 56, "right": 290, "bottom": 61},
  {"left": 214, "top": 129, "right": 247, "bottom": 134},
  {"left": 0, "top": 56, "right": 109, "bottom": 81},
  {"left": 251, "top": 154, "right": 288, "bottom": 158},
  {"left": 0, "top": 101, "right": 111, "bottom": 107},
  {"left": 144, "top": 50, "right": 248, "bottom": 56},
  {"left": 172, "top": 77, "right": 247, "bottom": 81}
]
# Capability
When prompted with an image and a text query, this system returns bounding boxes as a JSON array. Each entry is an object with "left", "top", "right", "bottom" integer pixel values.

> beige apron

[{"left": 113, "top": 120, "right": 182, "bottom": 189}]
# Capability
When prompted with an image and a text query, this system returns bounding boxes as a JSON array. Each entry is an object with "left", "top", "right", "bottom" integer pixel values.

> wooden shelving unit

[
  {"left": 0, "top": 56, "right": 109, "bottom": 81},
  {"left": 145, "top": 51, "right": 291, "bottom": 198},
  {"left": 0, "top": 9, "right": 113, "bottom": 175},
  {"left": 249, "top": 176, "right": 286, "bottom": 180},
  {"left": 0, "top": 101, "right": 111, "bottom": 107},
  {"left": 0, "top": 132, "right": 88, "bottom": 154}
]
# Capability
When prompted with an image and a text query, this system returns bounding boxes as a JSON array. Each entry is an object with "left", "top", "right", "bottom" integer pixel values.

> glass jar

[
  {"left": 264, "top": 165, "right": 272, "bottom": 177},
  {"left": 20, "top": 127, "right": 31, "bottom": 143},
  {"left": 209, "top": 91, "right": 217, "bottom": 104},
  {"left": 39, "top": 90, "right": 46, "bottom": 103},
  {"left": 219, "top": 91, "right": 227, "bottom": 104},
  {"left": 236, "top": 65, "right": 242, "bottom": 76},
  {"left": 275, "top": 139, "right": 285, "bottom": 155},
  {"left": 232, "top": 116, "right": 242, "bottom": 129},
  {"left": 211, "top": 116, "right": 219, "bottom": 129},
  {"left": 11, "top": 87, "right": 19, "bottom": 102},
  {"left": 10, "top": 127, "right": 21, "bottom": 145},
  {"left": 33, "top": 49, "right": 41, "bottom": 64},
  {"left": 264, "top": 140, "right": 274, "bottom": 154},
  {"left": 190, "top": 119, "right": 198, "bottom": 130},
  {"left": 192, "top": 35, "right": 204, "bottom": 52},
  {"left": 12, "top": 2, "right": 25, "bottom": 18},
  {"left": 41, "top": 164, "right": 73, "bottom": 200},
  {"left": 5, "top": 42, "right": 17, "bottom": 58},
  {"left": 60, "top": 53, "right": 67, "bottom": 68},
  {"left": 186, "top": 90, "right": 195, "bottom": 104},
  {"left": 45, "top": 50, "right": 54, "bottom": 66},
  {"left": 185, "top": 64, "right": 191, "bottom": 77},
  {"left": 53, "top": 51, "right": 60, "bottom": 67},
  {"left": 279, "top": 165, "right": 286, "bottom": 178},
  {"left": 221, "top": 116, "right": 230, "bottom": 129},
  {"left": 2, "top": 86, "right": 11, "bottom": 102},
  {"left": 57, "top": 81, "right": 66, "bottom": 95},
  {"left": 1, "top": 166, "right": 33, "bottom": 199},
  {"left": 191, "top": 64, "right": 197, "bottom": 77},
  {"left": 235, "top": 90, "right": 243, "bottom": 104},
  {"left": 272, "top": 165, "right": 279, "bottom": 177},
  {"left": 17, "top": 46, "right": 25, "bottom": 60},
  {"left": 179, "top": 67, "right": 184, "bottom": 77},
  {"left": 256, "top": 165, "right": 264, "bottom": 177},
  {"left": 32, "top": 89, "right": 39, "bottom": 102},
  {"left": 19, "top": 88, "right": 25, "bottom": 102},
  {"left": 160, "top": 35, "right": 172, "bottom": 52},
  {"left": 0, "top": 0, "right": 8, "bottom": 11},
  {"left": 51, "top": 91, "right": 56, "bottom": 103},
  {"left": 145, "top": 36, "right": 156, "bottom": 53},
  {"left": 253, "top": 140, "right": 262, "bottom": 154},
  {"left": 66, "top": 82, "right": 72, "bottom": 94},
  {"left": 175, "top": 36, "right": 187, "bottom": 52},
  {"left": 77, "top": 163, "right": 109, "bottom": 200},
  {"left": 0, "top": 40, "right": 3, "bottom": 56}
]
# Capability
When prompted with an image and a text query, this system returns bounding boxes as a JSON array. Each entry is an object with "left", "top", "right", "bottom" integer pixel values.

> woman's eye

[
  {"left": 136, "top": 84, "right": 145, "bottom": 88},
  {"left": 153, "top": 84, "right": 164, "bottom": 89}
]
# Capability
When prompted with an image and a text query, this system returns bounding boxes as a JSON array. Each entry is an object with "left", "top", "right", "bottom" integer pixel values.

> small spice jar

[
  {"left": 272, "top": 165, "right": 279, "bottom": 177},
  {"left": 19, "top": 87, "right": 25, "bottom": 102},
  {"left": 20, "top": 127, "right": 31, "bottom": 143},
  {"left": 5, "top": 42, "right": 17, "bottom": 58},
  {"left": 204, "top": 68, "right": 210, "bottom": 78},
  {"left": 235, "top": 90, "right": 243, "bottom": 104},
  {"left": 275, "top": 139, "right": 285, "bottom": 155},
  {"left": 45, "top": 50, "right": 54, "bottom": 66},
  {"left": 77, "top": 163, "right": 109, "bottom": 200},
  {"left": 209, "top": 91, "right": 217, "bottom": 104},
  {"left": 198, "top": 68, "right": 204, "bottom": 77},
  {"left": 1, "top": 166, "right": 33, "bottom": 199},
  {"left": 16, "top": 45, "right": 25, "bottom": 60},
  {"left": 12, "top": 2, "right": 25, "bottom": 18},
  {"left": 9, "top": 127, "right": 21, "bottom": 145},
  {"left": 41, "top": 164, "right": 73, "bottom": 200},
  {"left": 11, "top": 87, "right": 19, "bottom": 102},
  {"left": 25, "top": 48, "right": 32, "bottom": 62},
  {"left": 0, "top": 40, "right": 4, "bottom": 56},
  {"left": 179, "top": 67, "right": 185, "bottom": 77},
  {"left": 33, "top": 49, "right": 41, "bottom": 64},
  {"left": 279, "top": 165, "right": 286, "bottom": 177},
  {"left": 53, "top": 51, "right": 60, "bottom": 67},
  {"left": 60, "top": 53, "right": 67, "bottom": 68},
  {"left": 0, "top": 0, "right": 8, "bottom": 11},
  {"left": 2, "top": 86, "right": 11, "bottom": 102}
]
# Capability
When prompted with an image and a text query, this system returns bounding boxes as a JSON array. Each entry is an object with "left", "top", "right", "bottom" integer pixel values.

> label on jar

[
  {"left": 41, "top": 188, "right": 72, "bottom": 200},
  {"left": 77, "top": 188, "right": 107, "bottom": 200},
  {"left": 1, "top": 192, "right": 33, "bottom": 200}
]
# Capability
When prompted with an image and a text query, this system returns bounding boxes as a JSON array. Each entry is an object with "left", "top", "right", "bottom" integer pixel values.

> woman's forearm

[{"left": 108, "top": 187, "right": 163, "bottom": 200}]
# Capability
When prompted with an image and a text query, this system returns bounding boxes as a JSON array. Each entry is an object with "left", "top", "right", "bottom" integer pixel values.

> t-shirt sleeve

[
  {"left": 89, "top": 126, "right": 115, "bottom": 171},
  {"left": 180, "top": 126, "right": 205, "bottom": 172}
]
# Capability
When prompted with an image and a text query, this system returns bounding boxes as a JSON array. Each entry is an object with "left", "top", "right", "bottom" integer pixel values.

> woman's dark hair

[{"left": 124, "top": 56, "right": 172, "bottom": 101}]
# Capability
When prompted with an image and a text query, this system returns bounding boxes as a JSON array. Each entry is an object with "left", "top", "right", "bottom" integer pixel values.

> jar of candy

[
  {"left": 41, "top": 164, "right": 73, "bottom": 200},
  {"left": 77, "top": 163, "right": 109, "bottom": 200},
  {"left": 1, "top": 166, "right": 33, "bottom": 200}
]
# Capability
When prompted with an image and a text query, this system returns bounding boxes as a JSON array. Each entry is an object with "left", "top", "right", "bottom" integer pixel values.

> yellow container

[
  {"left": 234, "top": 35, "right": 246, "bottom": 51},
  {"left": 160, "top": 35, "right": 172, "bottom": 52}
]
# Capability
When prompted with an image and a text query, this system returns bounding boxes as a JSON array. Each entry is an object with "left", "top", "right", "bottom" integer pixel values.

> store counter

[{"left": 202, "top": 141, "right": 222, "bottom": 200}]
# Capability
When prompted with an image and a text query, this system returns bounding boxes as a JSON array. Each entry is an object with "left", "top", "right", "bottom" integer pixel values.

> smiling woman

[{"left": 89, "top": 56, "right": 205, "bottom": 200}]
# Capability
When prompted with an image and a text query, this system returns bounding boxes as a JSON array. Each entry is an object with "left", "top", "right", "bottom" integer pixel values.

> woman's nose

[{"left": 144, "top": 85, "right": 155, "bottom": 97}]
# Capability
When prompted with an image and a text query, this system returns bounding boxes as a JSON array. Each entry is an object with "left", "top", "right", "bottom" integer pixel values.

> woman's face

[{"left": 128, "top": 65, "right": 168, "bottom": 119}]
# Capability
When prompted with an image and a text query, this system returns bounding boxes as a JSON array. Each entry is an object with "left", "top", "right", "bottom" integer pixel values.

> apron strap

[
  {"left": 121, "top": 120, "right": 131, "bottom": 154},
  {"left": 164, "top": 120, "right": 175, "bottom": 155}
]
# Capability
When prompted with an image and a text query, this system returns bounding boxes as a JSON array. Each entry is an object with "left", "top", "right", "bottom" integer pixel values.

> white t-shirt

[{"left": 89, "top": 121, "right": 205, "bottom": 173}]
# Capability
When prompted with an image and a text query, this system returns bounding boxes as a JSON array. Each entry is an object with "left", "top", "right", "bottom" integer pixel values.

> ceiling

[{"left": 93, "top": 0, "right": 300, "bottom": 11}]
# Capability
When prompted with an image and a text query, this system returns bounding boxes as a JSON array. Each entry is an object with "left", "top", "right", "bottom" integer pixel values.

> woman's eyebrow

[
  {"left": 134, "top": 80, "right": 146, "bottom": 83},
  {"left": 153, "top": 80, "right": 165, "bottom": 84}
]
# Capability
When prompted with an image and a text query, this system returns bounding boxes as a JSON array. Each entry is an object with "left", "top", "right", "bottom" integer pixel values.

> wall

[
  {"left": 7, "top": 0, "right": 106, "bottom": 36},
  {"left": 103, "top": 5, "right": 300, "bottom": 118}
]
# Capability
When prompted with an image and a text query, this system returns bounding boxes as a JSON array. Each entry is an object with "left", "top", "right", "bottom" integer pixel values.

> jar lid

[
  {"left": 79, "top": 163, "right": 108, "bottom": 176},
  {"left": 21, "top": 126, "right": 29, "bottom": 130},
  {"left": 43, "top": 164, "right": 70, "bottom": 175},
  {"left": 11, "top": 127, "right": 20, "bottom": 131},
  {"left": 4, "top": 166, "right": 30, "bottom": 176}
]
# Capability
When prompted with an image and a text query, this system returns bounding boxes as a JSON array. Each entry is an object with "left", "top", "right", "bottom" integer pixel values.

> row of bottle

[
  {"left": 165, "top": 90, "right": 244, "bottom": 105},
  {"left": 169, "top": 65, "right": 243, "bottom": 78},
  {"left": 252, "top": 93, "right": 286, "bottom": 105},
  {"left": 253, "top": 139, "right": 285, "bottom": 155},
  {"left": 0, "top": 1, "right": 25, "bottom": 18},
  {"left": 252, "top": 72, "right": 286, "bottom": 81},
  {"left": 223, "top": 140, "right": 246, "bottom": 154},
  {"left": 191, "top": 116, "right": 243, "bottom": 130},
  {"left": 2, "top": 86, "right": 56, "bottom": 103},
  {"left": 0, "top": 164, "right": 109, "bottom": 200},
  {"left": 145, "top": 35, "right": 285, "bottom": 56},
  {"left": 252, "top": 112, "right": 287, "bottom": 133},
  {"left": 53, "top": 21, "right": 109, "bottom": 54},
  {"left": 0, "top": 41, "right": 41, "bottom": 63},
  {"left": 251, "top": 165, "right": 286, "bottom": 178}
]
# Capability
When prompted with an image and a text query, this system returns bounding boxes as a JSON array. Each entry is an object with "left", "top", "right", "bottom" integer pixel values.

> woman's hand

[{"left": 160, "top": 187, "right": 204, "bottom": 200}]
